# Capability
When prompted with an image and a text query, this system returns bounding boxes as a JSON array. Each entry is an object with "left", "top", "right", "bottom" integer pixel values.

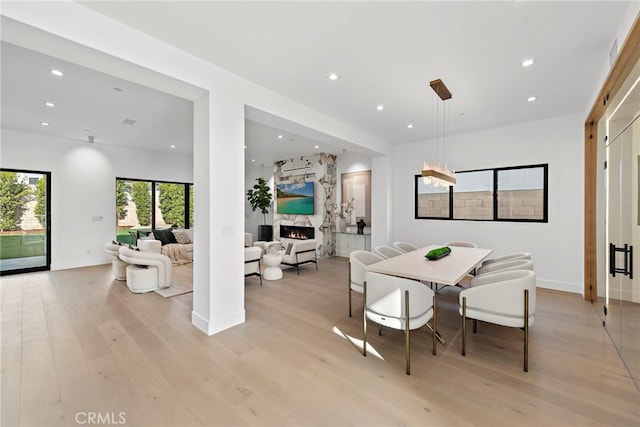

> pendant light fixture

[{"left": 422, "top": 79, "right": 456, "bottom": 187}]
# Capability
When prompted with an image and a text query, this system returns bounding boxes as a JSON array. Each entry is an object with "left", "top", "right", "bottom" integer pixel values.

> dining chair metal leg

[
  {"left": 405, "top": 290, "right": 410, "bottom": 375},
  {"left": 362, "top": 282, "right": 367, "bottom": 357},
  {"left": 524, "top": 289, "right": 529, "bottom": 372},
  {"left": 462, "top": 296, "right": 467, "bottom": 356},
  {"left": 378, "top": 323, "right": 382, "bottom": 336},
  {"left": 432, "top": 295, "right": 437, "bottom": 356},
  {"left": 473, "top": 319, "right": 477, "bottom": 334},
  {"left": 348, "top": 261, "right": 352, "bottom": 317}
]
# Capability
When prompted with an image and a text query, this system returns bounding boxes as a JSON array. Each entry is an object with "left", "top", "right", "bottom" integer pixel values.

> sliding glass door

[{"left": 0, "top": 169, "right": 51, "bottom": 275}]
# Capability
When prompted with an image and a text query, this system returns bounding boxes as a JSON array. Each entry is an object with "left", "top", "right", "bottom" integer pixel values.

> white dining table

[{"left": 366, "top": 245, "right": 493, "bottom": 286}]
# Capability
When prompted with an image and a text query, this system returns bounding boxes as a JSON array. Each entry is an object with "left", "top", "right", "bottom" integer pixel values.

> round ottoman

[{"left": 126, "top": 264, "right": 159, "bottom": 293}]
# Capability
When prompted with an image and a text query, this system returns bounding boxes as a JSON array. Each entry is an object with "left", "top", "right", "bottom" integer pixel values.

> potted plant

[{"left": 246, "top": 177, "right": 274, "bottom": 241}]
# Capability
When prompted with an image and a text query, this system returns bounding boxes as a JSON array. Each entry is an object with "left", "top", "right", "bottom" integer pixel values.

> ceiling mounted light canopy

[{"left": 422, "top": 79, "right": 456, "bottom": 187}]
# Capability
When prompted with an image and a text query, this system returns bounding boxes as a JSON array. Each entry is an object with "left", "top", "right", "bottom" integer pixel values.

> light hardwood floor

[{"left": 1, "top": 257, "right": 639, "bottom": 426}]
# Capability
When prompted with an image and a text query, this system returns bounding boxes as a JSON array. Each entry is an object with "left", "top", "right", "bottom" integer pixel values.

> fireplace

[{"left": 280, "top": 225, "right": 315, "bottom": 240}]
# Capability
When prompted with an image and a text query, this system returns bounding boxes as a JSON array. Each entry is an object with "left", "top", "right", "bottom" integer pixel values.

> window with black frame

[
  {"left": 415, "top": 164, "right": 548, "bottom": 222},
  {"left": 115, "top": 178, "right": 193, "bottom": 244}
]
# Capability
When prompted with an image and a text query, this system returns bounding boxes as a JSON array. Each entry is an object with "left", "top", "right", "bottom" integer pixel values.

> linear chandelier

[{"left": 422, "top": 79, "right": 456, "bottom": 187}]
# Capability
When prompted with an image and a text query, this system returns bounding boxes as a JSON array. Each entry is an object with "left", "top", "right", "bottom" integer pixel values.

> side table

[{"left": 263, "top": 252, "right": 284, "bottom": 280}]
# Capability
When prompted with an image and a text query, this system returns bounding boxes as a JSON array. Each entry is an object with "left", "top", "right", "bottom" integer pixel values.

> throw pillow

[
  {"left": 153, "top": 228, "right": 178, "bottom": 246},
  {"left": 172, "top": 229, "right": 191, "bottom": 244},
  {"left": 185, "top": 228, "right": 194, "bottom": 243},
  {"left": 285, "top": 242, "right": 293, "bottom": 256}
]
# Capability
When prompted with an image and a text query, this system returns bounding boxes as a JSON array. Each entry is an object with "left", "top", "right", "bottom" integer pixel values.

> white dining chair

[
  {"left": 393, "top": 242, "right": 420, "bottom": 253},
  {"left": 444, "top": 241, "right": 478, "bottom": 248},
  {"left": 349, "top": 250, "right": 384, "bottom": 317},
  {"left": 481, "top": 252, "right": 531, "bottom": 267},
  {"left": 459, "top": 269, "right": 536, "bottom": 371},
  {"left": 363, "top": 271, "right": 436, "bottom": 375},
  {"left": 475, "top": 259, "right": 533, "bottom": 277},
  {"left": 374, "top": 245, "right": 404, "bottom": 259}
]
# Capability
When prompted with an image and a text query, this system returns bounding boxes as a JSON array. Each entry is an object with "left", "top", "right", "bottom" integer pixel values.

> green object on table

[{"left": 425, "top": 246, "right": 451, "bottom": 260}]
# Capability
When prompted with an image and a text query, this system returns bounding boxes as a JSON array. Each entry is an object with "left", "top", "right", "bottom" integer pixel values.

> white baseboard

[
  {"left": 537, "top": 278, "right": 583, "bottom": 295},
  {"left": 191, "top": 309, "right": 246, "bottom": 335},
  {"left": 51, "top": 256, "right": 111, "bottom": 271}
]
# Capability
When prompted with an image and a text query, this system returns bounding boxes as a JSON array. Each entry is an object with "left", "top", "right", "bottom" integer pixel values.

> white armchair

[
  {"left": 363, "top": 271, "right": 437, "bottom": 375},
  {"left": 459, "top": 269, "right": 536, "bottom": 371},
  {"left": 104, "top": 241, "right": 128, "bottom": 280},
  {"left": 118, "top": 246, "right": 173, "bottom": 293},
  {"left": 349, "top": 250, "right": 384, "bottom": 317},
  {"left": 244, "top": 246, "right": 262, "bottom": 285},
  {"left": 280, "top": 239, "right": 318, "bottom": 275},
  {"left": 481, "top": 252, "right": 531, "bottom": 267}
]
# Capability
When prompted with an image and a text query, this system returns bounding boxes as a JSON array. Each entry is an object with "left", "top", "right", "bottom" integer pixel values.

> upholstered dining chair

[
  {"left": 481, "top": 252, "right": 531, "bottom": 267},
  {"left": 459, "top": 269, "right": 536, "bottom": 371},
  {"left": 363, "top": 271, "right": 437, "bottom": 375},
  {"left": 444, "top": 241, "right": 478, "bottom": 248},
  {"left": 393, "top": 242, "right": 420, "bottom": 253},
  {"left": 349, "top": 250, "right": 384, "bottom": 317},
  {"left": 475, "top": 259, "right": 534, "bottom": 277},
  {"left": 244, "top": 246, "right": 263, "bottom": 286},
  {"left": 374, "top": 245, "right": 404, "bottom": 259}
]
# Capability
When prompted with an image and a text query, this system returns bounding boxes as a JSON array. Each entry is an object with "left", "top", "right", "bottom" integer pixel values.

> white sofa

[{"left": 141, "top": 228, "right": 194, "bottom": 261}]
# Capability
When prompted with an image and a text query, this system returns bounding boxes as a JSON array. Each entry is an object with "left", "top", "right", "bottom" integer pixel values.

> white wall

[
  {"left": 244, "top": 162, "right": 275, "bottom": 242},
  {"left": 391, "top": 113, "right": 584, "bottom": 294},
  {"left": 1, "top": 128, "right": 192, "bottom": 270}
]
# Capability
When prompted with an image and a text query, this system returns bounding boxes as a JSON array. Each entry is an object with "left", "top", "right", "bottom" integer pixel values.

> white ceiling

[{"left": 2, "top": 1, "right": 635, "bottom": 165}]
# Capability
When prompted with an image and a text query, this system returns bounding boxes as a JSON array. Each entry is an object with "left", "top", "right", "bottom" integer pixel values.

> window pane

[
  {"left": 497, "top": 167, "right": 545, "bottom": 220},
  {"left": 156, "top": 182, "right": 185, "bottom": 228},
  {"left": 453, "top": 170, "right": 493, "bottom": 220},
  {"left": 116, "top": 180, "right": 151, "bottom": 244},
  {"left": 416, "top": 176, "right": 450, "bottom": 218}
]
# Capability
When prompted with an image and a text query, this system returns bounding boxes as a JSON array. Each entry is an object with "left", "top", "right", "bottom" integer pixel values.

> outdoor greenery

[
  {"left": 34, "top": 176, "right": 46, "bottom": 226},
  {"left": 0, "top": 171, "right": 32, "bottom": 231},
  {"left": 158, "top": 183, "right": 185, "bottom": 227},
  {"left": 116, "top": 180, "right": 129, "bottom": 220},
  {"left": 0, "top": 234, "right": 45, "bottom": 259},
  {"left": 246, "top": 177, "right": 273, "bottom": 225},
  {"left": 131, "top": 181, "right": 151, "bottom": 226}
]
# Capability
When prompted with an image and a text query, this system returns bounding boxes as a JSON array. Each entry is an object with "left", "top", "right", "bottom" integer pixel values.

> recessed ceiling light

[
  {"left": 44, "top": 102, "right": 55, "bottom": 108},
  {"left": 50, "top": 69, "right": 63, "bottom": 77},
  {"left": 83, "top": 129, "right": 90, "bottom": 133},
  {"left": 251, "top": 159, "right": 255, "bottom": 162},
  {"left": 407, "top": 124, "right": 414, "bottom": 129},
  {"left": 314, "top": 145, "right": 319, "bottom": 149},
  {"left": 244, "top": 145, "right": 247, "bottom": 149},
  {"left": 170, "top": 145, "right": 176, "bottom": 149},
  {"left": 328, "top": 73, "right": 339, "bottom": 81},
  {"left": 527, "top": 96, "right": 537, "bottom": 102},
  {"left": 40, "top": 122, "right": 49, "bottom": 126},
  {"left": 377, "top": 105, "right": 384, "bottom": 111},
  {"left": 522, "top": 58, "right": 535, "bottom": 67},
  {"left": 277, "top": 134, "right": 283, "bottom": 139},
  {"left": 457, "top": 112, "right": 465, "bottom": 116},
  {"left": 113, "top": 87, "right": 123, "bottom": 92}
]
